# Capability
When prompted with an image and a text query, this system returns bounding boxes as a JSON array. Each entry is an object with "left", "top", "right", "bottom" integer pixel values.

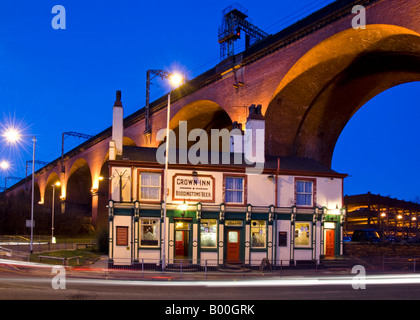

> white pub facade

[{"left": 107, "top": 97, "right": 347, "bottom": 267}]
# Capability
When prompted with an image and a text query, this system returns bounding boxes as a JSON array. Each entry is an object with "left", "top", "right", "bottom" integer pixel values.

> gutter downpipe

[{"left": 273, "top": 157, "right": 280, "bottom": 265}]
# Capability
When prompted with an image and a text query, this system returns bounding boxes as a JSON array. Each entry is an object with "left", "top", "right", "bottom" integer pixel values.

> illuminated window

[
  {"left": 139, "top": 172, "right": 161, "bottom": 201},
  {"left": 296, "top": 180, "right": 313, "bottom": 206},
  {"left": 225, "top": 176, "right": 244, "bottom": 204},
  {"left": 200, "top": 219, "right": 217, "bottom": 248},
  {"left": 140, "top": 218, "right": 160, "bottom": 247},
  {"left": 295, "top": 222, "right": 311, "bottom": 247},
  {"left": 251, "top": 220, "right": 266, "bottom": 248}
]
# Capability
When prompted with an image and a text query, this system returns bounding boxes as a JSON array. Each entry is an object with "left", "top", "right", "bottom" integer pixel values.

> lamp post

[
  {"left": 162, "top": 72, "right": 183, "bottom": 271},
  {"left": 3, "top": 128, "right": 37, "bottom": 254},
  {"left": 0, "top": 161, "right": 10, "bottom": 194},
  {"left": 51, "top": 181, "right": 61, "bottom": 243}
]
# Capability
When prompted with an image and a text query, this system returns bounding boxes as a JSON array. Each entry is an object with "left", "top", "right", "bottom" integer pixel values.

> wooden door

[
  {"left": 325, "top": 229, "right": 335, "bottom": 256},
  {"left": 175, "top": 230, "right": 186, "bottom": 257},
  {"left": 226, "top": 229, "right": 240, "bottom": 263}
]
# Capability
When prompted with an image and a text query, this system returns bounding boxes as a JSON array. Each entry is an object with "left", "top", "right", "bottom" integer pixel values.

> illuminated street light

[
  {"left": 3, "top": 127, "right": 37, "bottom": 254},
  {"left": 162, "top": 71, "right": 184, "bottom": 271},
  {"left": 3, "top": 128, "right": 21, "bottom": 143},
  {"left": 0, "top": 160, "right": 9, "bottom": 170},
  {"left": 169, "top": 73, "right": 183, "bottom": 87}
]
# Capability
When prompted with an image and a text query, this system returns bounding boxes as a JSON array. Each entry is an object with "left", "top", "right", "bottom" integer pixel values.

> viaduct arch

[{"left": 265, "top": 24, "right": 420, "bottom": 167}]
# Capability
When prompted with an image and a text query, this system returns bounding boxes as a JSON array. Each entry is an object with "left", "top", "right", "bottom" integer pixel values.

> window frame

[
  {"left": 250, "top": 220, "right": 267, "bottom": 249},
  {"left": 223, "top": 174, "right": 247, "bottom": 206},
  {"left": 199, "top": 219, "right": 218, "bottom": 249},
  {"left": 137, "top": 170, "right": 163, "bottom": 203},
  {"left": 139, "top": 218, "right": 161, "bottom": 248},
  {"left": 294, "top": 177, "right": 316, "bottom": 208},
  {"left": 294, "top": 221, "right": 312, "bottom": 248}
]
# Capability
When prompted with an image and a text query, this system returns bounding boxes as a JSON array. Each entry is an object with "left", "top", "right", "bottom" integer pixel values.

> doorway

[
  {"left": 174, "top": 220, "right": 190, "bottom": 259},
  {"left": 226, "top": 229, "right": 241, "bottom": 263},
  {"left": 325, "top": 229, "right": 335, "bottom": 256}
]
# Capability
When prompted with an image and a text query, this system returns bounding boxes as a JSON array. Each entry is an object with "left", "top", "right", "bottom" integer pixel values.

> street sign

[{"left": 26, "top": 220, "right": 35, "bottom": 228}]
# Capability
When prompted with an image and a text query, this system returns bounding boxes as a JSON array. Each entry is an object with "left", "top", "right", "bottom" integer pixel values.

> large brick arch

[
  {"left": 265, "top": 25, "right": 420, "bottom": 166},
  {"left": 165, "top": 99, "right": 233, "bottom": 151},
  {"left": 123, "top": 136, "right": 137, "bottom": 146}
]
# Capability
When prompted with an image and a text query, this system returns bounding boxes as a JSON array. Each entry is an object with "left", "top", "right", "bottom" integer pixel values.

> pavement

[
  {"left": 0, "top": 254, "right": 390, "bottom": 282},
  {"left": 60, "top": 255, "right": 354, "bottom": 281}
]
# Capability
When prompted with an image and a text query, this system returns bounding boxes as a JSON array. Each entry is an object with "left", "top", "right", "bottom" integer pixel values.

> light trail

[{"left": 1, "top": 259, "right": 420, "bottom": 288}]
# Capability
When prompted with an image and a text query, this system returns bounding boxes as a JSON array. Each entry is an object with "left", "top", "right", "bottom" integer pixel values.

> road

[{"left": 1, "top": 266, "right": 420, "bottom": 301}]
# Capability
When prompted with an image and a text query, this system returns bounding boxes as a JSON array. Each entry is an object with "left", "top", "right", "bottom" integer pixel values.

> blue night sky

[{"left": 0, "top": 0, "right": 419, "bottom": 202}]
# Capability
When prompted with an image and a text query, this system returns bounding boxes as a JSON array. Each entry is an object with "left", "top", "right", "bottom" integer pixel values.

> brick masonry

[{"left": 344, "top": 243, "right": 420, "bottom": 258}]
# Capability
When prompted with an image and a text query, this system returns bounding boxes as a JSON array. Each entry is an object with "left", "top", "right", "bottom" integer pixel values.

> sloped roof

[{"left": 115, "top": 146, "right": 346, "bottom": 177}]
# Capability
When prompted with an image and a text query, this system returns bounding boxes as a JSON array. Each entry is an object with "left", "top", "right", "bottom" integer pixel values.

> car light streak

[
  {"left": 1, "top": 273, "right": 420, "bottom": 288},
  {"left": 2, "top": 259, "right": 420, "bottom": 288}
]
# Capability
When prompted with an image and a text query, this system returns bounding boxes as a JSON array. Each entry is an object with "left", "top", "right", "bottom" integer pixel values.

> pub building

[{"left": 107, "top": 98, "right": 347, "bottom": 268}]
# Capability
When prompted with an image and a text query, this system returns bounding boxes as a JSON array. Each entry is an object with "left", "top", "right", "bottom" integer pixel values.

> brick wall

[{"left": 344, "top": 243, "right": 420, "bottom": 258}]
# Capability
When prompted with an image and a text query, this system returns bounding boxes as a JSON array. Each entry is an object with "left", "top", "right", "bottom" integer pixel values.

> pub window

[
  {"left": 225, "top": 176, "right": 244, "bottom": 204},
  {"left": 251, "top": 220, "right": 266, "bottom": 248},
  {"left": 294, "top": 222, "right": 311, "bottom": 247},
  {"left": 200, "top": 219, "right": 217, "bottom": 248},
  {"left": 140, "top": 218, "right": 160, "bottom": 247},
  {"left": 139, "top": 172, "right": 161, "bottom": 201},
  {"left": 296, "top": 180, "right": 313, "bottom": 206}
]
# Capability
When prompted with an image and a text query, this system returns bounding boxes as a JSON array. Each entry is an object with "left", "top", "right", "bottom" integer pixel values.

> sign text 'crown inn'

[{"left": 173, "top": 174, "right": 215, "bottom": 202}]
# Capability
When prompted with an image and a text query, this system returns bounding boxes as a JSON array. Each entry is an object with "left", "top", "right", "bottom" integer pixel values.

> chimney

[
  {"left": 244, "top": 104, "right": 265, "bottom": 165},
  {"left": 110, "top": 90, "right": 123, "bottom": 160}
]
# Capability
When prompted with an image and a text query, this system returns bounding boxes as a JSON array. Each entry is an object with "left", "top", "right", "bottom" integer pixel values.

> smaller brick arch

[
  {"left": 65, "top": 158, "right": 92, "bottom": 217},
  {"left": 43, "top": 171, "right": 62, "bottom": 210}
]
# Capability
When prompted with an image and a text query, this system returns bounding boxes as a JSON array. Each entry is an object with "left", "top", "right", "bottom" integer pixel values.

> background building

[{"left": 344, "top": 193, "right": 420, "bottom": 240}]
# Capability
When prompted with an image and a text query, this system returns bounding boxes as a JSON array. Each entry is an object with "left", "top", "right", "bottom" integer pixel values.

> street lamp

[
  {"left": 51, "top": 181, "right": 61, "bottom": 243},
  {"left": 3, "top": 128, "right": 37, "bottom": 254},
  {"left": 0, "top": 160, "right": 10, "bottom": 170},
  {"left": 162, "top": 72, "right": 184, "bottom": 271}
]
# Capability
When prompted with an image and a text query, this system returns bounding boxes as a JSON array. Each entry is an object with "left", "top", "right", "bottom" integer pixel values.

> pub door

[
  {"left": 226, "top": 229, "right": 241, "bottom": 264},
  {"left": 325, "top": 229, "right": 335, "bottom": 256},
  {"left": 175, "top": 230, "right": 189, "bottom": 259}
]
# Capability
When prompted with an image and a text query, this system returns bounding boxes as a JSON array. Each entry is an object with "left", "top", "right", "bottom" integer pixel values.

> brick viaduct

[{"left": 5, "top": 0, "right": 420, "bottom": 231}]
